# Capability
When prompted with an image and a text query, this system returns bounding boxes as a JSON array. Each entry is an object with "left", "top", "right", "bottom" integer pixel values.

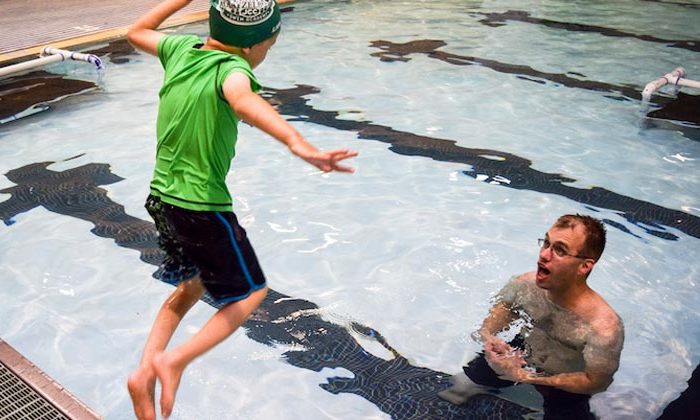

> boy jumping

[{"left": 126, "top": 1, "right": 357, "bottom": 418}]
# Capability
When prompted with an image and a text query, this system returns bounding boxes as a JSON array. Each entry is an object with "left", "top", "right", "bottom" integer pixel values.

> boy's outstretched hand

[
  {"left": 223, "top": 73, "right": 358, "bottom": 173},
  {"left": 294, "top": 146, "right": 358, "bottom": 173}
]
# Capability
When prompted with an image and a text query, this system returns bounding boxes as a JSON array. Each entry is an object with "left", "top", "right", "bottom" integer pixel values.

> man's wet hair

[{"left": 554, "top": 214, "right": 606, "bottom": 261}]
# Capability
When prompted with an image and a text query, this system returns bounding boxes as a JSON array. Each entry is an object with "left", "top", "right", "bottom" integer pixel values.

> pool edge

[
  {"left": 0, "top": 338, "right": 103, "bottom": 420},
  {"left": 0, "top": 11, "right": 208, "bottom": 65}
]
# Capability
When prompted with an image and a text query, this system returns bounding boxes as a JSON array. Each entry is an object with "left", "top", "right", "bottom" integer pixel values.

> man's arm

[
  {"left": 487, "top": 315, "right": 624, "bottom": 394},
  {"left": 127, "top": 0, "right": 193, "bottom": 56},
  {"left": 476, "top": 272, "right": 525, "bottom": 354},
  {"left": 223, "top": 72, "right": 357, "bottom": 173},
  {"left": 527, "top": 369, "right": 612, "bottom": 394},
  {"left": 487, "top": 355, "right": 612, "bottom": 394},
  {"left": 479, "top": 301, "right": 518, "bottom": 343}
]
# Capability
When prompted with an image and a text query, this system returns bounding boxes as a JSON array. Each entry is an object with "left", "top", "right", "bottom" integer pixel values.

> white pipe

[
  {"left": 676, "top": 78, "right": 700, "bottom": 89},
  {"left": 642, "top": 67, "right": 684, "bottom": 101},
  {"left": 0, "top": 47, "right": 103, "bottom": 79},
  {"left": 41, "top": 47, "right": 103, "bottom": 70},
  {"left": 0, "top": 55, "right": 63, "bottom": 78},
  {"left": 642, "top": 67, "right": 700, "bottom": 101}
]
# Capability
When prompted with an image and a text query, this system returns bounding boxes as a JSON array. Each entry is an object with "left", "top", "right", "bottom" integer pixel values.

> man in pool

[
  {"left": 439, "top": 214, "right": 624, "bottom": 419},
  {"left": 126, "top": 0, "right": 357, "bottom": 419}
]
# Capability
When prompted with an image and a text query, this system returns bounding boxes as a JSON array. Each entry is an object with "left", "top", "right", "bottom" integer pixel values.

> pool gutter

[{"left": 0, "top": 339, "right": 102, "bottom": 419}]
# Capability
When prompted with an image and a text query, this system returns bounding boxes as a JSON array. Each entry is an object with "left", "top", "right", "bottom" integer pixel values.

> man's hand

[
  {"left": 483, "top": 335, "right": 510, "bottom": 354},
  {"left": 483, "top": 336, "right": 529, "bottom": 383}
]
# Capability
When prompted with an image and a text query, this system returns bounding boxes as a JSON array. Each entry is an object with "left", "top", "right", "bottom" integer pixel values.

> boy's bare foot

[
  {"left": 127, "top": 366, "right": 156, "bottom": 420},
  {"left": 153, "top": 351, "right": 186, "bottom": 418}
]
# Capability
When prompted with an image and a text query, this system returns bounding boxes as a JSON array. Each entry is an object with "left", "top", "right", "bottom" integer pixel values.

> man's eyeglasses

[{"left": 537, "top": 238, "right": 593, "bottom": 260}]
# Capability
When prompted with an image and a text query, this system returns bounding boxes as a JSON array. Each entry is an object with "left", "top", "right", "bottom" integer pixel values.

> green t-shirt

[{"left": 150, "top": 34, "right": 261, "bottom": 211}]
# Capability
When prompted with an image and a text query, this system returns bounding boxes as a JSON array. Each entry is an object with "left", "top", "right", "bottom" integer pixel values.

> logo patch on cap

[{"left": 217, "top": 0, "right": 276, "bottom": 26}]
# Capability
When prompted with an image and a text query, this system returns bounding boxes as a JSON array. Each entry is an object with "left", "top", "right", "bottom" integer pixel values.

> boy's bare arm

[
  {"left": 127, "top": 0, "right": 194, "bottom": 55},
  {"left": 223, "top": 72, "right": 357, "bottom": 173}
]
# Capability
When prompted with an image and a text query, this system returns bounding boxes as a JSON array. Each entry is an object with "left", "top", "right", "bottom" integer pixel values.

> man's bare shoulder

[
  {"left": 588, "top": 293, "right": 624, "bottom": 341},
  {"left": 515, "top": 272, "right": 536, "bottom": 283}
]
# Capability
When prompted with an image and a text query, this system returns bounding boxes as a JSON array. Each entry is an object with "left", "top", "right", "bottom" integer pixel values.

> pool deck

[{"left": 0, "top": 0, "right": 210, "bottom": 64}]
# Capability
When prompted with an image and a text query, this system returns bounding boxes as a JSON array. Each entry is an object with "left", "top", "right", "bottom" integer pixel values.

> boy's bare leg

[
  {"left": 153, "top": 286, "right": 268, "bottom": 418},
  {"left": 128, "top": 277, "right": 204, "bottom": 420}
]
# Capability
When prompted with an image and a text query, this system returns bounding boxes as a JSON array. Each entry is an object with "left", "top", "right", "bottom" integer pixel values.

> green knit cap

[{"left": 209, "top": 0, "right": 281, "bottom": 48}]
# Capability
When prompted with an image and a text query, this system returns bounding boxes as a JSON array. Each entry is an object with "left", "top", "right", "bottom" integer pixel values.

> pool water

[{"left": 1, "top": 1, "right": 699, "bottom": 419}]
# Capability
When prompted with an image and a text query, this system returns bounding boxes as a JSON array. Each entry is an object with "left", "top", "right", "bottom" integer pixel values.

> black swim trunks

[{"left": 146, "top": 194, "right": 266, "bottom": 304}]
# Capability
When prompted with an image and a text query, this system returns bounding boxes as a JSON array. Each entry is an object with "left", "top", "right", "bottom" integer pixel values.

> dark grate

[
  {"left": 0, "top": 339, "right": 101, "bottom": 420},
  {"left": 0, "top": 361, "right": 69, "bottom": 420}
]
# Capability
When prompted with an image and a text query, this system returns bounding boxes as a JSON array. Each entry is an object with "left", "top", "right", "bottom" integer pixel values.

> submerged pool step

[{"left": 0, "top": 339, "right": 101, "bottom": 420}]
